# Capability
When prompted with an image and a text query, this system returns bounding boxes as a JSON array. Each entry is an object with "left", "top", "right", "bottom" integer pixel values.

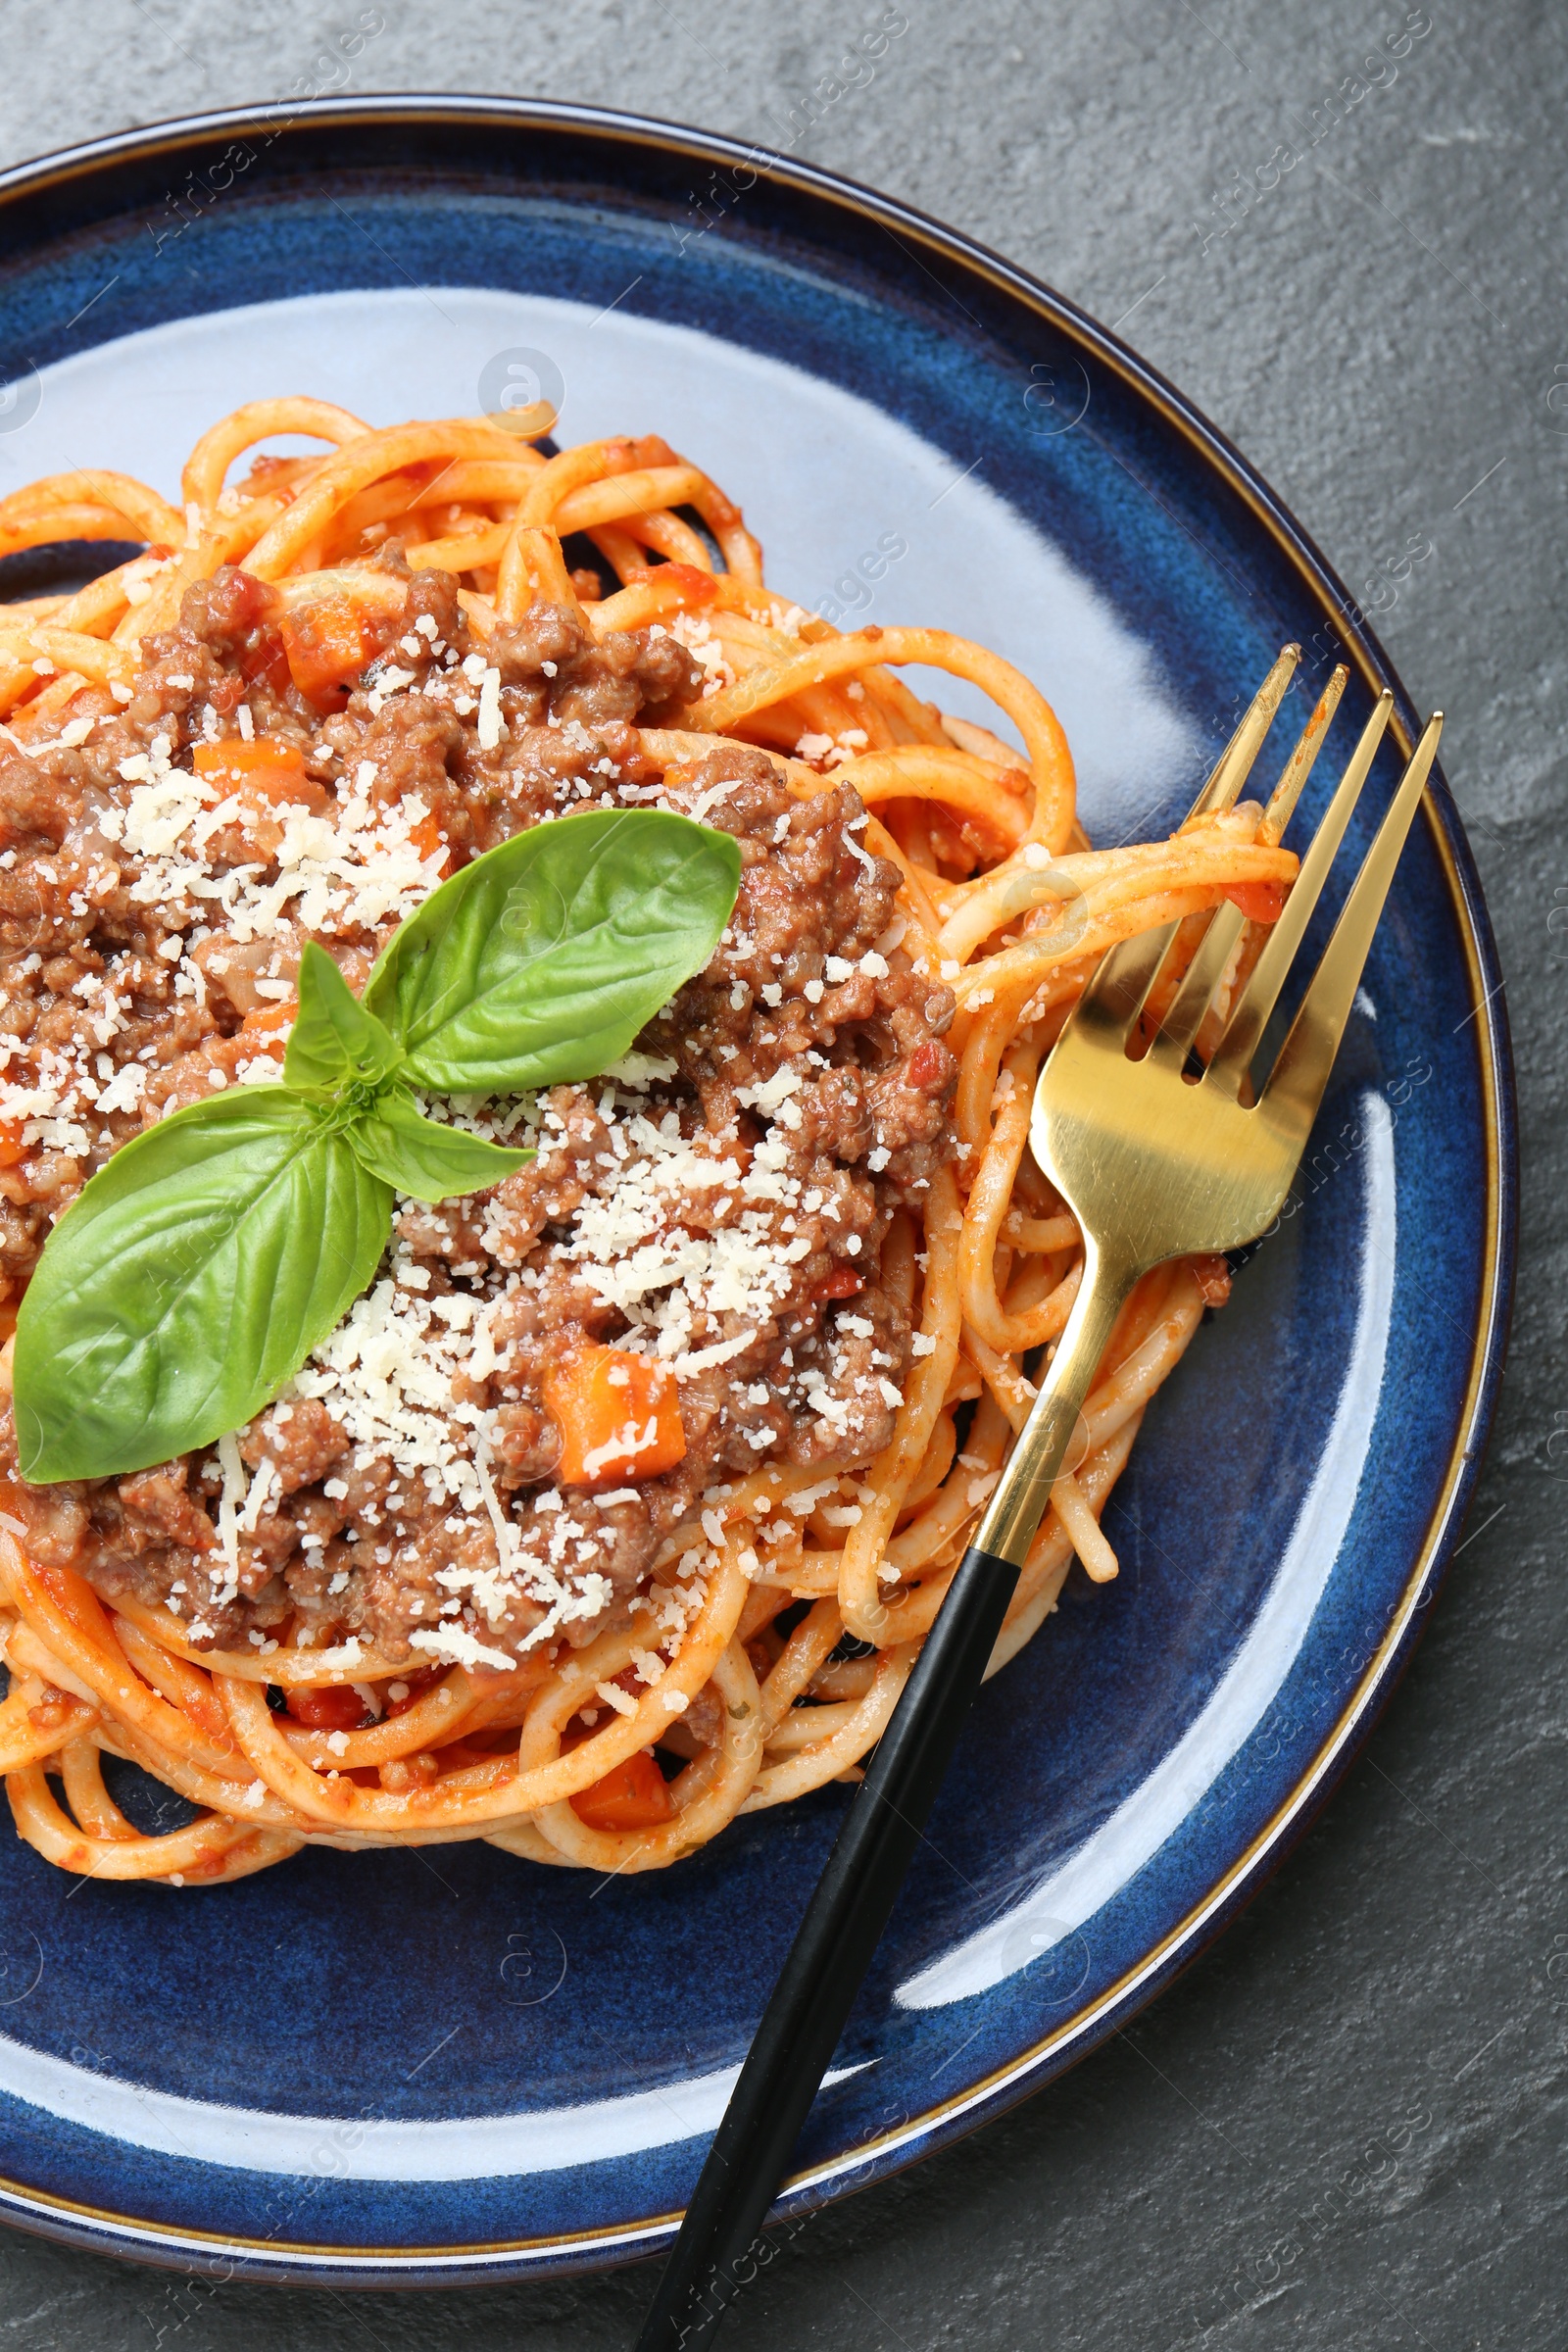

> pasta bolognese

[{"left": 0, "top": 395, "right": 1317, "bottom": 1885}]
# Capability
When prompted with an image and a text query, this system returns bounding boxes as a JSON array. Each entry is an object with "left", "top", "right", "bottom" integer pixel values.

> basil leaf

[
  {"left": 284, "top": 940, "right": 402, "bottom": 1096},
  {"left": 363, "top": 808, "right": 741, "bottom": 1095},
  {"left": 13, "top": 1090, "right": 391, "bottom": 1483},
  {"left": 344, "top": 1088, "right": 533, "bottom": 1203}
]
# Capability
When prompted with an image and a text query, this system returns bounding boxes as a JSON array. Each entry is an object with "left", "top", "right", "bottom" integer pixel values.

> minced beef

[{"left": 0, "top": 566, "right": 956, "bottom": 1668}]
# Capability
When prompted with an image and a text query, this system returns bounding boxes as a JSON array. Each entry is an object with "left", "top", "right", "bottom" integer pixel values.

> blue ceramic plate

[{"left": 0, "top": 101, "right": 1514, "bottom": 2284}]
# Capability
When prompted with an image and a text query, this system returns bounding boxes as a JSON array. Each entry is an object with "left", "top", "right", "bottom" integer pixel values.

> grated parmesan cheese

[
  {"left": 476, "top": 665, "right": 505, "bottom": 751},
  {"left": 410, "top": 1623, "right": 518, "bottom": 1672}
]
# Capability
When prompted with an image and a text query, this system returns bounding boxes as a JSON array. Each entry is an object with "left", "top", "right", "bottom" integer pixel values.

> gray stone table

[{"left": 0, "top": 3, "right": 1562, "bottom": 2344}]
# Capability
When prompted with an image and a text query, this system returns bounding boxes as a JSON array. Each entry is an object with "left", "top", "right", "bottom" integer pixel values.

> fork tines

[{"left": 1090, "top": 651, "right": 1443, "bottom": 1117}]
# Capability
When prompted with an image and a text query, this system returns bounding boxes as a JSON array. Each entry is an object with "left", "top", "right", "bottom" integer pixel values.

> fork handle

[
  {"left": 635, "top": 1253, "right": 1136, "bottom": 2352},
  {"left": 976, "top": 1244, "right": 1138, "bottom": 1565},
  {"left": 633, "top": 1537, "right": 1020, "bottom": 2352}
]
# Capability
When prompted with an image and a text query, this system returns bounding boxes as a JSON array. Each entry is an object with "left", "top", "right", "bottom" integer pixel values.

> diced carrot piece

[
  {"left": 570, "top": 1749, "right": 675, "bottom": 1831},
  {"left": 408, "top": 808, "right": 452, "bottom": 876},
  {"left": 817, "top": 1264, "right": 864, "bottom": 1301},
  {"left": 192, "top": 736, "right": 309, "bottom": 800},
  {"left": 235, "top": 999, "right": 296, "bottom": 1058},
  {"left": 0, "top": 1117, "right": 27, "bottom": 1170},
  {"left": 284, "top": 1684, "right": 367, "bottom": 1731},
  {"left": 239, "top": 998, "right": 299, "bottom": 1038},
  {"left": 192, "top": 741, "right": 328, "bottom": 861},
  {"left": 542, "top": 1345, "right": 686, "bottom": 1487},
  {"left": 1224, "top": 880, "right": 1289, "bottom": 924},
  {"left": 278, "top": 597, "right": 373, "bottom": 707}
]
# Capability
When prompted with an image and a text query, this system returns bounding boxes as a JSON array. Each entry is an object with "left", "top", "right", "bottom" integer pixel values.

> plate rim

[{"left": 0, "top": 91, "right": 1519, "bottom": 2285}]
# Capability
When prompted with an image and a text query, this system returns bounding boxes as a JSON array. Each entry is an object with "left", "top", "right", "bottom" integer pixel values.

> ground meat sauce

[{"left": 0, "top": 563, "right": 957, "bottom": 1668}]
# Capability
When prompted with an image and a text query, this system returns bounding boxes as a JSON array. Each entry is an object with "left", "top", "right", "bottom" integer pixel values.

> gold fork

[
  {"left": 977, "top": 650, "right": 1441, "bottom": 1562},
  {"left": 637, "top": 646, "right": 1444, "bottom": 2352}
]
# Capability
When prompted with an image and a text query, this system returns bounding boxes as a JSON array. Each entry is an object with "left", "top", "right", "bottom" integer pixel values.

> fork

[{"left": 635, "top": 649, "right": 1444, "bottom": 2352}]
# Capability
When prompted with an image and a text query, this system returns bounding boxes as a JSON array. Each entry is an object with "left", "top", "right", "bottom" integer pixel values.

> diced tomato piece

[
  {"left": 542, "top": 1345, "right": 686, "bottom": 1487},
  {"left": 225, "top": 580, "right": 290, "bottom": 696},
  {"left": 0, "top": 1117, "right": 27, "bottom": 1170},
  {"left": 624, "top": 562, "right": 717, "bottom": 604},
  {"left": 279, "top": 597, "right": 374, "bottom": 709},
  {"left": 570, "top": 1749, "right": 675, "bottom": 1831},
  {"left": 239, "top": 629, "right": 291, "bottom": 696},
  {"left": 383, "top": 1670, "right": 439, "bottom": 1718},
  {"left": 1224, "top": 880, "right": 1289, "bottom": 924},
  {"left": 906, "top": 1041, "right": 952, "bottom": 1090},
  {"left": 284, "top": 1683, "right": 367, "bottom": 1731},
  {"left": 215, "top": 565, "right": 278, "bottom": 627},
  {"left": 192, "top": 736, "right": 309, "bottom": 800}
]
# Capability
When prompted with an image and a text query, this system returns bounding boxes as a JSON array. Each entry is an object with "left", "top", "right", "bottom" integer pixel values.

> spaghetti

[{"left": 0, "top": 397, "right": 1298, "bottom": 1885}]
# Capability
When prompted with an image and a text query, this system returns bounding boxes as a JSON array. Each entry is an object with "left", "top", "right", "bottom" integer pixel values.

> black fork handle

[{"left": 633, "top": 1543, "right": 1019, "bottom": 2352}]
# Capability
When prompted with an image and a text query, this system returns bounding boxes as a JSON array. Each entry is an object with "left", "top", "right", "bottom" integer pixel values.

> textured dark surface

[{"left": 0, "top": 3, "right": 1561, "bottom": 2346}]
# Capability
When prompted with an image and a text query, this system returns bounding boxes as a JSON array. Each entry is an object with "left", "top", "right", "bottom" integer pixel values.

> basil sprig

[{"left": 13, "top": 809, "right": 741, "bottom": 1483}]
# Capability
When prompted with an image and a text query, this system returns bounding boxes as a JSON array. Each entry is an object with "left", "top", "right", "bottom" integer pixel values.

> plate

[{"left": 0, "top": 100, "right": 1514, "bottom": 2284}]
